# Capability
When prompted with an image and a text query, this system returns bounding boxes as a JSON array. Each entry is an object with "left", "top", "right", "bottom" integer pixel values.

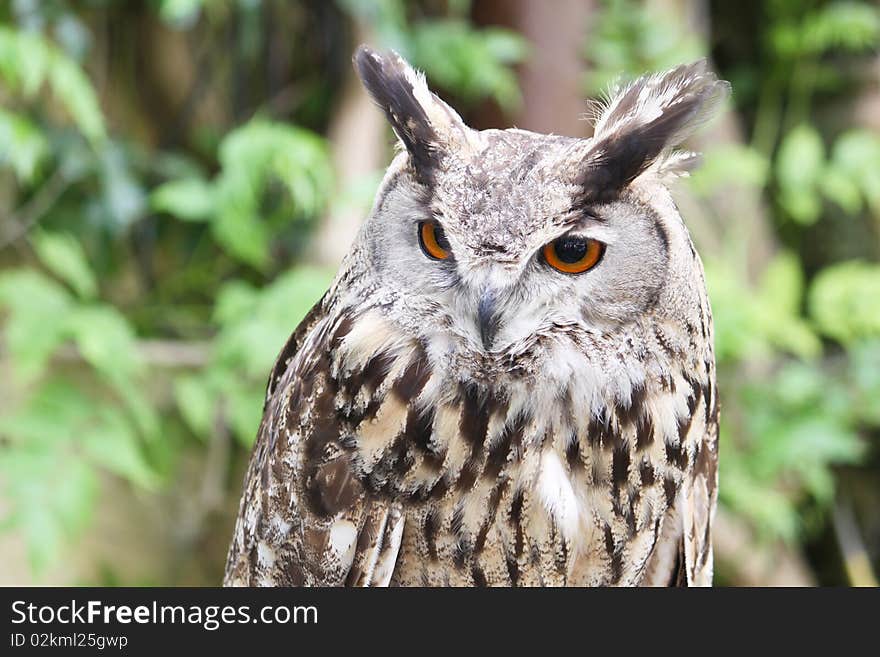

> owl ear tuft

[
  {"left": 579, "top": 60, "right": 730, "bottom": 203},
  {"left": 354, "top": 45, "right": 469, "bottom": 184}
]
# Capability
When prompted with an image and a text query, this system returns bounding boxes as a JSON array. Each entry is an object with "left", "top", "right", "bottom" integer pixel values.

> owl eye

[
  {"left": 418, "top": 221, "right": 451, "bottom": 260},
  {"left": 543, "top": 236, "right": 604, "bottom": 274}
]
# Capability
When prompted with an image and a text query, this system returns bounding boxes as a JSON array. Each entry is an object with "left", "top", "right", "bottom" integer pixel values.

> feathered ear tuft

[
  {"left": 579, "top": 60, "right": 730, "bottom": 203},
  {"left": 353, "top": 45, "right": 469, "bottom": 184}
]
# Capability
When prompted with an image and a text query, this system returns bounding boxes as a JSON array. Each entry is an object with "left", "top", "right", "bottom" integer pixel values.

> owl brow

[
  {"left": 551, "top": 217, "right": 617, "bottom": 246},
  {"left": 561, "top": 204, "right": 603, "bottom": 220},
  {"left": 557, "top": 207, "right": 605, "bottom": 232}
]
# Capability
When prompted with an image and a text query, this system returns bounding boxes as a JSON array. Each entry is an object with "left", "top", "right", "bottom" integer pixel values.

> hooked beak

[{"left": 477, "top": 286, "right": 501, "bottom": 351}]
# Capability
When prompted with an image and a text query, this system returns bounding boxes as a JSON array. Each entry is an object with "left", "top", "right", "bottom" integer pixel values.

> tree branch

[
  {"left": 0, "top": 167, "right": 74, "bottom": 250},
  {"left": 54, "top": 339, "right": 212, "bottom": 368}
]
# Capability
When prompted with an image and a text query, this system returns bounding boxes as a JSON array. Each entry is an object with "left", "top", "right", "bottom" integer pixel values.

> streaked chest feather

[
  {"left": 224, "top": 303, "right": 718, "bottom": 587},
  {"left": 307, "top": 308, "right": 715, "bottom": 586}
]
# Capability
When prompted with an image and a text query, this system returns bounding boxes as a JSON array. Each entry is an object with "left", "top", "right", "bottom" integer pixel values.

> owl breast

[{"left": 322, "top": 305, "right": 714, "bottom": 586}]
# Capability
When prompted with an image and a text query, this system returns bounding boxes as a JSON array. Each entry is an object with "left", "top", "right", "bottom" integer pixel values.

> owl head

[{"left": 344, "top": 46, "right": 728, "bottom": 387}]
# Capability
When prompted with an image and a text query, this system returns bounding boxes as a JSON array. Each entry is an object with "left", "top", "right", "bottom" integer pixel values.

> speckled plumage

[{"left": 224, "top": 47, "right": 727, "bottom": 587}]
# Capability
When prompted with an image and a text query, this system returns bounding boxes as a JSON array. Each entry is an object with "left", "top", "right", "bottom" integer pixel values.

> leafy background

[{"left": 0, "top": 0, "right": 877, "bottom": 586}]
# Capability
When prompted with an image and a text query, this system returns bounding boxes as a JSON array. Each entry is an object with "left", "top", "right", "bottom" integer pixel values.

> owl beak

[{"left": 477, "top": 287, "right": 500, "bottom": 350}]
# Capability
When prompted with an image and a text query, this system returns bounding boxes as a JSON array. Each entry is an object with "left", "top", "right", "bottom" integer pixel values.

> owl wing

[
  {"left": 223, "top": 298, "right": 405, "bottom": 586},
  {"left": 641, "top": 371, "right": 719, "bottom": 587},
  {"left": 680, "top": 392, "right": 719, "bottom": 586},
  {"left": 658, "top": 376, "right": 719, "bottom": 587}
]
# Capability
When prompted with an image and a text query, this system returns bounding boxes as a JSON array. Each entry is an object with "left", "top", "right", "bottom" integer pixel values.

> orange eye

[
  {"left": 418, "top": 221, "right": 451, "bottom": 260},
  {"left": 542, "top": 236, "right": 604, "bottom": 274}
]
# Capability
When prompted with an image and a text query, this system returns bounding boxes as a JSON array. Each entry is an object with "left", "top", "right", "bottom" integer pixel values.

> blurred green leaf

[
  {"left": 0, "top": 375, "right": 155, "bottom": 573},
  {"left": 0, "top": 26, "right": 50, "bottom": 96},
  {"left": 721, "top": 356, "right": 867, "bottom": 542},
  {"left": 705, "top": 261, "right": 770, "bottom": 363},
  {"left": 829, "top": 130, "right": 880, "bottom": 212},
  {"left": 0, "top": 26, "right": 105, "bottom": 145},
  {"left": 754, "top": 252, "right": 821, "bottom": 359},
  {"left": 218, "top": 119, "right": 333, "bottom": 216},
  {"left": 213, "top": 280, "right": 258, "bottom": 326},
  {"left": 335, "top": 0, "right": 409, "bottom": 51},
  {"left": 689, "top": 144, "right": 770, "bottom": 196},
  {"left": 0, "top": 108, "right": 48, "bottom": 183},
  {"left": 48, "top": 52, "right": 105, "bottom": 145},
  {"left": 809, "top": 261, "right": 880, "bottom": 343},
  {"left": 159, "top": 0, "right": 205, "bottom": 29},
  {"left": 0, "top": 269, "right": 72, "bottom": 380},
  {"left": 31, "top": 230, "right": 98, "bottom": 299},
  {"left": 758, "top": 251, "right": 803, "bottom": 317},
  {"left": 169, "top": 119, "right": 335, "bottom": 268},
  {"left": 16, "top": 458, "right": 97, "bottom": 574},
  {"left": 706, "top": 256, "right": 821, "bottom": 362},
  {"left": 227, "top": 383, "right": 265, "bottom": 447},
  {"left": 213, "top": 267, "right": 331, "bottom": 377},
  {"left": 411, "top": 20, "right": 528, "bottom": 111},
  {"left": 0, "top": 377, "right": 92, "bottom": 447},
  {"left": 114, "top": 379, "right": 162, "bottom": 443},
  {"left": 719, "top": 440, "right": 800, "bottom": 542},
  {"left": 81, "top": 407, "right": 159, "bottom": 489},
  {"left": 777, "top": 124, "right": 824, "bottom": 224},
  {"left": 151, "top": 177, "right": 215, "bottom": 222},
  {"left": 586, "top": 0, "right": 705, "bottom": 94},
  {"left": 819, "top": 165, "right": 862, "bottom": 214},
  {"left": 174, "top": 375, "right": 216, "bottom": 438},
  {"left": 849, "top": 340, "right": 880, "bottom": 426},
  {"left": 214, "top": 179, "right": 271, "bottom": 269},
  {"left": 801, "top": 2, "right": 880, "bottom": 54},
  {"left": 65, "top": 305, "right": 143, "bottom": 381},
  {"left": 770, "top": 3, "right": 880, "bottom": 58}
]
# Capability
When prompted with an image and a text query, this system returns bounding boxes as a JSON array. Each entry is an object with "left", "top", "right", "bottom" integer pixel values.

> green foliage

[
  {"left": 0, "top": 3, "right": 354, "bottom": 577},
  {"left": 152, "top": 120, "right": 333, "bottom": 269},
  {"left": 0, "top": 269, "right": 162, "bottom": 573},
  {"left": 174, "top": 267, "right": 333, "bottom": 446},
  {"left": 0, "top": 108, "right": 48, "bottom": 182},
  {"left": 827, "top": 130, "right": 880, "bottom": 215},
  {"left": 707, "top": 252, "right": 821, "bottom": 363},
  {"left": 776, "top": 126, "right": 880, "bottom": 224},
  {"left": 809, "top": 261, "right": 880, "bottom": 344},
  {"left": 776, "top": 124, "right": 825, "bottom": 224},
  {"left": 31, "top": 229, "right": 98, "bottom": 299},
  {"left": 771, "top": 1, "right": 880, "bottom": 57},
  {"left": 0, "top": 269, "right": 73, "bottom": 381},
  {"left": 409, "top": 21, "right": 528, "bottom": 111},
  {"left": 688, "top": 144, "right": 771, "bottom": 197},
  {"left": 586, "top": 0, "right": 705, "bottom": 94},
  {"left": 0, "top": 25, "right": 105, "bottom": 145},
  {"left": 151, "top": 178, "right": 214, "bottom": 222},
  {"left": 721, "top": 357, "right": 869, "bottom": 541},
  {"left": 337, "top": 0, "right": 528, "bottom": 111}
]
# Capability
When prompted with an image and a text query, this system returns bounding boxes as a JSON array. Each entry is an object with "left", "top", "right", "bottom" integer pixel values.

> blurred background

[{"left": 0, "top": 0, "right": 878, "bottom": 587}]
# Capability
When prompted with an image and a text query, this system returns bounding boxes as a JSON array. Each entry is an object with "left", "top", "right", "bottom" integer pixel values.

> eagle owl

[{"left": 224, "top": 46, "right": 727, "bottom": 587}]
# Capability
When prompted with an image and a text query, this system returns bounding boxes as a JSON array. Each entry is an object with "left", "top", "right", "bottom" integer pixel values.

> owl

[{"left": 224, "top": 46, "right": 727, "bottom": 587}]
